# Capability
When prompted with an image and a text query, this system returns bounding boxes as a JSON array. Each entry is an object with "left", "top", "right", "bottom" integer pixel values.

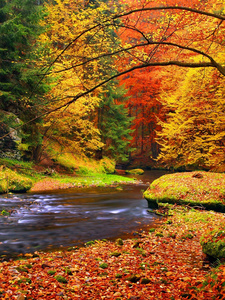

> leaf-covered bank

[
  {"left": 144, "top": 171, "right": 225, "bottom": 212},
  {"left": 0, "top": 207, "right": 224, "bottom": 299}
]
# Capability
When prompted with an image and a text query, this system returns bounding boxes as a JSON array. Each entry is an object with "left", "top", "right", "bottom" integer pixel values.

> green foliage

[
  {"left": 0, "top": 0, "right": 51, "bottom": 161},
  {"left": 155, "top": 233, "right": 164, "bottom": 237},
  {"left": 110, "top": 252, "right": 121, "bottom": 257},
  {"left": 140, "top": 278, "right": 151, "bottom": 284},
  {"left": 47, "top": 270, "right": 56, "bottom": 275},
  {"left": 100, "top": 157, "right": 116, "bottom": 174},
  {"left": 181, "top": 233, "right": 194, "bottom": 240},
  {"left": 86, "top": 240, "right": 96, "bottom": 246},
  {"left": 115, "top": 238, "right": 124, "bottom": 246},
  {"left": 64, "top": 268, "right": 73, "bottom": 275},
  {"left": 16, "top": 266, "right": 29, "bottom": 273},
  {"left": 1, "top": 209, "right": 10, "bottom": 216},
  {"left": 45, "top": 141, "right": 116, "bottom": 175},
  {"left": 99, "top": 263, "right": 108, "bottom": 269},
  {"left": 127, "top": 274, "right": 141, "bottom": 283},
  {"left": 99, "top": 83, "right": 134, "bottom": 163},
  {"left": 0, "top": 157, "right": 33, "bottom": 170},
  {"left": 76, "top": 166, "right": 91, "bottom": 176},
  {"left": 17, "top": 277, "right": 32, "bottom": 285}
]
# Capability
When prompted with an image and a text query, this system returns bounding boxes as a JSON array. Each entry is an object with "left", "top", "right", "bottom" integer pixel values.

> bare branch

[
  {"left": 113, "top": 6, "right": 225, "bottom": 21},
  {"left": 46, "top": 60, "right": 216, "bottom": 114}
]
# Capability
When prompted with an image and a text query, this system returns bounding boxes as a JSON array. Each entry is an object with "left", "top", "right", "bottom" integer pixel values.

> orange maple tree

[{"left": 118, "top": 67, "right": 163, "bottom": 160}]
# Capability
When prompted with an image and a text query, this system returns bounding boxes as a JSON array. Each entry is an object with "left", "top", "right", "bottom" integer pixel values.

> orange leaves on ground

[{"left": 0, "top": 208, "right": 224, "bottom": 299}]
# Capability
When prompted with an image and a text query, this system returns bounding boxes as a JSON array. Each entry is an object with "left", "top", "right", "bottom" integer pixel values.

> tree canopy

[{"left": 0, "top": 0, "right": 224, "bottom": 170}]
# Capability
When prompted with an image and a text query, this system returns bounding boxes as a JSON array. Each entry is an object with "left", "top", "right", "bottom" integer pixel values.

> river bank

[
  {"left": 0, "top": 165, "right": 224, "bottom": 298},
  {"left": 29, "top": 174, "right": 138, "bottom": 193},
  {"left": 0, "top": 206, "right": 224, "bottom": 299},
  {"left": 0, "top": 155, "right": 148, "bottom": 194},
  {"left": 0, "top": 162, "right": 138, "bottom": 194}
]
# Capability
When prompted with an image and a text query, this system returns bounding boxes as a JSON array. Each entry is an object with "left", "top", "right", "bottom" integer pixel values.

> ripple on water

[{"left": 0, "top": 171, "right": 169, "bottom": 255}]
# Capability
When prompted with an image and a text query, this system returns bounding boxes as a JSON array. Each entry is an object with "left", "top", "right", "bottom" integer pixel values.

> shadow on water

[{"left": 0, "top": 170, "right": 170, "bottom": 256}]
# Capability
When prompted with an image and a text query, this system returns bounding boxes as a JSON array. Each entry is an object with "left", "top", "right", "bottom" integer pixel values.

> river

[{"left": 0, "top": 170, "right": 169, "bottom": 256}]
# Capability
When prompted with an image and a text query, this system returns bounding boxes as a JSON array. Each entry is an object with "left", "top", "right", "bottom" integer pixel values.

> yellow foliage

[
  {"left": 39, "top": 0, "right": 118, "bottom": 155},
  {"left": 157, "top": 67, "right": 225, "bottom": 170}
]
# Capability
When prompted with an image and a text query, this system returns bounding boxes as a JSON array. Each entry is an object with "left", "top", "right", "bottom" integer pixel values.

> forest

[
  {"left": 0, "top": 1, "right": 225, "bottom": 299},
  {"left": 0, "top": 0, "right": 224, "bottom": 173}
]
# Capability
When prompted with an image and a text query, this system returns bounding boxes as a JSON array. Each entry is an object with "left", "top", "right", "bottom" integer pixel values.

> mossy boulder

[
  {"left": 200, "top": 225, "right": 225, "bottom": 259},
  {"left": 0, "top": 167, "right": 33, "bottom": 193},
  {"left": 143, "top": 172, "right": 225, "bottom": 212},
  {"left": 126, "top": 168, "right": 144, "bottom": 175}
]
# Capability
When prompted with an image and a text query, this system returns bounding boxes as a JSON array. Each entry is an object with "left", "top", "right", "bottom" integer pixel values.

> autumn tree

[
  {"left": 157, "top": 67, "right": 225, "bottom": 171},
  {"left": 39, "top": 0, "right": 137, "bottom": 163},
  {"left": 46, "top": 1, "right": 224, "bottom": 103},
  {"left": 118, "top": 68, "right": 163, "bottom": 159},
  {"left": 31, "top": 0, "right": 225, "bottom": 165},
  {"left": 38, "top": 0, "right": 113, "bottom": 157}
]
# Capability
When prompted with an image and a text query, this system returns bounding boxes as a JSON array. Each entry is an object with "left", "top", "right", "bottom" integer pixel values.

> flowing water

[{"left": 0, "top": 170, "right": 169, "bottom": 256}]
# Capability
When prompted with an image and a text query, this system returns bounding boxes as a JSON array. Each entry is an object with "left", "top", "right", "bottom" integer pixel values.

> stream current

[{"left": 0, "top": 170, "right": 169, "bottom": 256}]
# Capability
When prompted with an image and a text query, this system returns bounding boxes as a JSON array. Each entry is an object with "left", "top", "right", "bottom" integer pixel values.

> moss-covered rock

[
  {"left": 54, "top": 275, "right": 68, "bottom": 283},
  {"left": 200, "top": 225, "right": 225, "bottom": 259},
  {"left": 126, "top": 168, "right": 144, "bottom": 175},
  {"left": 0, "top": 167, "right": 33, "bottom": 193},
  {"left": 115, "top": 238, "right": 124, "bottom": 246},
  {"left": 143, "top": 171, "right": 225, "bottom": 212}
]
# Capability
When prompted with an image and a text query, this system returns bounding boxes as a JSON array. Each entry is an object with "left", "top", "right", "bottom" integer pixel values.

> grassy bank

[
  {"left": 30, "top": 174, "right": 136, "bottom": 192},
  {"left": 0, "top": 157, "right": 136, "bottom": 194},
  {"left": 0, "top": 206, "right": 224, "bottom": 299}
]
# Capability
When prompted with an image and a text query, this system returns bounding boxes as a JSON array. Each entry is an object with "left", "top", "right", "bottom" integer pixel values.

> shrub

[{"left": 100, "top": 157, "right": 116, "bottom": 174}]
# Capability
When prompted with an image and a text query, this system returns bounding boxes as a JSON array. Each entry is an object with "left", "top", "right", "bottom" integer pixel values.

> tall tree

[
  {"left": 38, "top": 0, "right": 115, "bottom": 157},
  {"left": 157, "top": 67, "right": 225, "bottom": 170},
  {"left": 0, "top": 0, "right": 49, "bottom": 160},
  {"left": 39, "top": 0, "right": 134, "bottom": 160},
  {"left": 98, "top": 82, "right": 134, "bottom": 162},
  {"left": 118, "top": 65, "right": 164, "bottom": 161}
]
